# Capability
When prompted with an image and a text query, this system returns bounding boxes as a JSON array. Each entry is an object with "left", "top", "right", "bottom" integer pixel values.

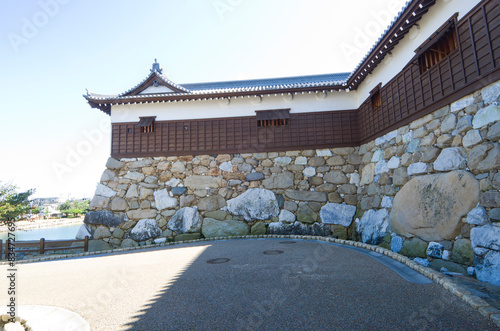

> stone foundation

[{"left": 86, "top": 80, "right": 500, "bottom": 285}]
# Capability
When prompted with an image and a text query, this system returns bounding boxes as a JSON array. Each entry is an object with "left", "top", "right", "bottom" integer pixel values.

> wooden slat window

[
  {"left": 418, "top": 24, "right": 458, "bottom": 73},
  {"left": 256, "top": 109, "right": 290, "bottom": 127},
  {"left": 137, "top": 116, "right": 156, "bottom": 133}
]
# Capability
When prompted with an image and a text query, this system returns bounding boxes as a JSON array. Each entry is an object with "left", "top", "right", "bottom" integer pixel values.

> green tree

[
  {"left": 58, "top": 201, "right": 72, "bottom": 211},
  {"left": 0, "top": 183, "right": 34, "bottom": 221}
]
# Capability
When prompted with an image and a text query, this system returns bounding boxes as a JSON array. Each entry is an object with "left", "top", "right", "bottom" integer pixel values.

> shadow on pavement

[{"left": 123, "top": 239, "right": 498, "bottom": 330}]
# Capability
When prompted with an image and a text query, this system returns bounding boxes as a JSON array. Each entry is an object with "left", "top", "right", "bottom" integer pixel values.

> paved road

[{"left": 1, "top": 239, "right": 498, "bottom": 330}]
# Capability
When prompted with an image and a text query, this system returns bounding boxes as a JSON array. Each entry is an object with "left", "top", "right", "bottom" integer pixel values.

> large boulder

[
  {"left": 167, "top": 207, "right": 202, "bottom": 233},
  {"left": 320, "top": 203, "right": 357, "bottom": 227},
  {"left": 227, "top": 188, "right": 279, "bottom": 221},
  {"left": 389, "top": 171, "right": 479, "bottom": 241},
  {"left": 471, "top": 224, "right": 500, "bottom": 285},
  {"left": 201, "top": 218, "right": 250, "bottom": 238},
  {"left": 357, "top": 209, "right": 389, "bottom": 245},
  {"left": 84, "top": 211, "right": 124, "bottom": 227},
  {"left": 130, "top": 219, "right": 161, "bottom": 241}
]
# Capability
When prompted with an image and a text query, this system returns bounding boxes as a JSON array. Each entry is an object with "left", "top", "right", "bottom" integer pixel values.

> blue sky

[{"left": 0, "top": 0, "right": 406, "bottom": 200}]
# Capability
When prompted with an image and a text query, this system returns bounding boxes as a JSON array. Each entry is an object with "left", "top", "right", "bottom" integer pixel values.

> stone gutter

[{"left": 1, "top": 234, "right": 499, "bottom": 327}]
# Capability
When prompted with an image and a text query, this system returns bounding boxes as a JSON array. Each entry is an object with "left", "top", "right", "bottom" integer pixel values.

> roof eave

[
  {"left": 84, "top": 83, "right": 347, "bottom": 107},
  {"left": 346, "top": 0, "right": 436, "bottom": 90}
]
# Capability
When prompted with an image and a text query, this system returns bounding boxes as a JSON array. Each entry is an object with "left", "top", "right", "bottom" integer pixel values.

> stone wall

[{"left": 85, "top": 80, "right": 500, "bottom": 285}]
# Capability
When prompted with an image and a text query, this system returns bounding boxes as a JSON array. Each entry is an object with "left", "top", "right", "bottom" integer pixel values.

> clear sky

[{"left": 0, "top": 0, "right": 407, "bottom": 200}]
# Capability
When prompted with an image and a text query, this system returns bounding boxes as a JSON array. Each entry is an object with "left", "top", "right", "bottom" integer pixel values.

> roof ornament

[{"left": 151, "top": 58, "right": 163, "bottom": 74}]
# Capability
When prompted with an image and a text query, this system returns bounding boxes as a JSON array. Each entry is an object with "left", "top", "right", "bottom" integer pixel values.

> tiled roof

[
  {"left": 86, "top": 71, "right": 350, "bottom": 100},
  {"left": 183, "top": 72, "right": 350, "bottom": 94},
  {"left": 85, "top": 0, "right": 432, "bottom": 106}
]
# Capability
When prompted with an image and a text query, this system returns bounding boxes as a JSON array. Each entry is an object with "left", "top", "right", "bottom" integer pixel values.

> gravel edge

[{"left": 2, "top": 234, "right": 499, "bottom": 327}]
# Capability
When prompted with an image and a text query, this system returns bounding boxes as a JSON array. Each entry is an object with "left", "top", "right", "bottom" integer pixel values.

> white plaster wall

[
  {"left": 110, "top": 0, "right": 479, "bottom": 124},
  {"left": 111, "top": 90, "right": 358, "bottom": 123},
  {"left": 139, "top": 85, "right": 175, "bottom": 94},
  {"left": 356, "top": 0, "right": 479, "bottom": 104}
]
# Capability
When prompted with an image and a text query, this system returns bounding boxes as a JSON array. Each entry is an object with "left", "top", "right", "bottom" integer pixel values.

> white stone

[
  {"left": 426, "top": 242, "right": 444, "bottom": 258},
  {"left": 375, "top": 160, "right": 389, "bottom": 174},
  {"left": 124, "top": 171, "right": 145, "bottom": 181},
  {"left": 381, "top": 196, "right": 393, "bottom": 208},
  {"left": 371, "top": 150, "right": 384, "bottom": 163},
  {"left": 219, "top": 161, "right": 233, "bottom": 172},
  {"left": 154, "top": 237, "right": 167, "bottom": 244},
  {"left": 473, "top": 104, "right": 500, "bottom": 129},
  {"left": 171, "top": 161, "right": 186, "bottom": 173},
  {"left": 165, "top": 178, "right": 181, "bottom": 187},
  {"left": 130, "top": 219, "right": 161, "bottom": 241},
  {"left": 125, "top": 184, "right": 139, "bottom": 198},
  {"left": 481, "top": 81, "right": 500, "bottom": 105},
  {"left": 475, "top": 250, "right": 500, "bottom": 286},
  {"left": 441, "top": 113, "right": 457, "bottom": 133},
  {"left": 303, "top": 167, "right": 316, "bottom": 177},
  {"left": 295, "top": 156, "right": 308, "bottom": 165},
  {"left": 75, "top": 224, "right": 92, "bottom": 240},
  {"left": 467, "top": 206, "right": 490, "bottom": 226},
  {"left": 227, "top": 188, "right": 279, "bottom": 221},
  {"left": 407, "top": 162, "right": 427, "bottom": 176},
  {"left": 390, "top": 236, "right": 403, "bottom": 253},
  {"left": 349, "top": 173, "right": 360, "bottom": 185},
  {"left": 320, "top": 203, "right": 357, "bottom": 226},
  {"left": 375, "top": 130, "right": 398, "bottom": 145},
  {"left": 471, "top": 224, "right": 500, "bottom": 253},
  {"left": 467, "top": 266, "right": 475, "bottom": 276},
  {"left": 167, "top": 207, "right": 202, "bottom": 233},
  {"left": 387, "top": 156, "right": 401, "bottom": 169},
  {"left": 434, "top": 147, "right": 467, "bottom": 171},
  {"left": 279, "top": 209, "right": 296, "bottom": 223},
  {"left": 451, "top": 95, "right": 474, "bottom": 112},
  {"left": 360, "top": 163, "right": 375, "bottom": 185},
  {"left": 274, "top": 156, "right": 292, "bottom": 166},
  {"left": 357, "top": 209, "right": 389, "bottom": 244},
  {"left": 402, "top": 131, "right": 413, "bottom": 143},
  {"left": 154, "top": 189, "right": 178, "bottom": 210},
  {"left": 94, "top": 183, "right": 116, "bottom": 198},
  {"left": 442, "top": 250, "right": 451, "bottom": 261},
  {"left": 316, "top": 149, "right": 332, "bottom": 156},
  {"left": 462, "top": 129, "right": 482, "bottom": 148},
  {"left": 414, "top": 257, "right": 430, "bottom": 267}
]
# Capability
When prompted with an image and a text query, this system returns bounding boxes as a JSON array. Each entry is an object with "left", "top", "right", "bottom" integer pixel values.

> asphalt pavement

[{"left": 1, "top": 238, "right": 498, "bottom": 330}]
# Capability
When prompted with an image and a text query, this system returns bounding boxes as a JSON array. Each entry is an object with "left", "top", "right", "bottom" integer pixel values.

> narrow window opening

[
  {"left": 418, "top": 24, "right": 457, "bottom": 73},
  {"left": 371, "top": 90, "right": 381, "bottom": 110},
  {"left": 136, "top": 116, "right": 156, "bottom": 133}
]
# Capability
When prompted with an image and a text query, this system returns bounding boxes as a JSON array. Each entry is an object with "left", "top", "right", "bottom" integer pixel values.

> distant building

[{"left": 32, "top": 197, "right": 60, "bottom": 207}]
